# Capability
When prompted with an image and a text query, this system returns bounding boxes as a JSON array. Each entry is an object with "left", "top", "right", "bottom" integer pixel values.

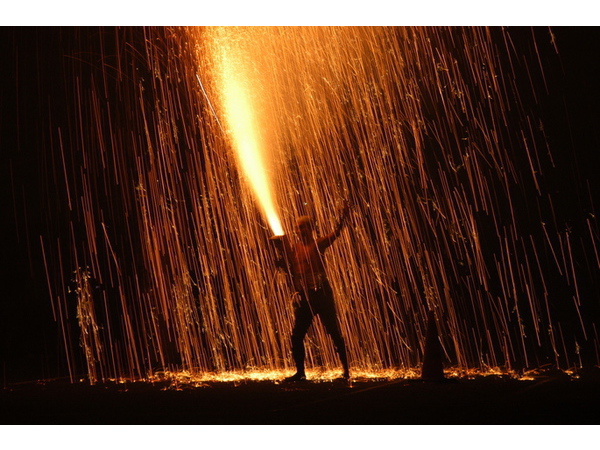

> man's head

[{"left": 295, "top": 215, "right": 314, "bottom": 242}]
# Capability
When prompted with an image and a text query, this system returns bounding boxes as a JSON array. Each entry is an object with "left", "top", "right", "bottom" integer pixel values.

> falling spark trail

[
  {"left": 37, "top": 26, "right": 599, "bottom": 383},
  {"left": 195, "top": 74, "right": 224, "bottom": 133}
]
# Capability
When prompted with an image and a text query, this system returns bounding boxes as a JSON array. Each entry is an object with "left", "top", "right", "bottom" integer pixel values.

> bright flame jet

[{"left": 213, "top": 41, "right": 284, "bottom": 237}]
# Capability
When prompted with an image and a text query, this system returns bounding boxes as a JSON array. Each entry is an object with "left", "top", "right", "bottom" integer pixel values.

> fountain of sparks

[
  {"left": 40, "top": 27, "right": 599, "bottom": 384},
  {"left": 203, "top": 30, "right": 283, "bottom": 236}
]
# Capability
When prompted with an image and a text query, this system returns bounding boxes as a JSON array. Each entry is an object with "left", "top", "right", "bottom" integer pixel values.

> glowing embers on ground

[
  {"left": 104, "top": 366, "right": 573, "bottom": 389},
  {"left": 147, "top": 368, "right": 418, "bottom": 385}
]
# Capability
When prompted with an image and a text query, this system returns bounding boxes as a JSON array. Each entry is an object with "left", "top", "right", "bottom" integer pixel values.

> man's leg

[
  {"left": 317, "top": 287, "right": 350, "bottom": 379},
  {"left": 286, "top": 294, "right": 313, "bottom": 381}
]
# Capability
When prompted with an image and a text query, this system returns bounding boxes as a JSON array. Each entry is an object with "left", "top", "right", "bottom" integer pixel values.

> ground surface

[{"left": 2, "top": 370, "right": 600, "bottom": 425}]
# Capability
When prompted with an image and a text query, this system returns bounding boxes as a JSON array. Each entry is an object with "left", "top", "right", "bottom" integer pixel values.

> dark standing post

[{"left": 421, "top": 310, "right": 445, "bottom": 381}]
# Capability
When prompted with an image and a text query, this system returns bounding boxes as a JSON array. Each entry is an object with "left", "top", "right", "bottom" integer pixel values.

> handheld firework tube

[{"left": 269, "top": 234, "right": 291, "bottom": 273}]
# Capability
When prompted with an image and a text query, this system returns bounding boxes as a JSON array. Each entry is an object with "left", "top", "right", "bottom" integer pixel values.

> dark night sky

[{"left": 1, "top": 26, "right": 599, "bottom": 384}]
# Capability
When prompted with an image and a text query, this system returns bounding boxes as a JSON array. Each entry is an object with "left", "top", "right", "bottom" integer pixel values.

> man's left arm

[{"left": 318, "top": 202, "right": 350, "bottom": 250}]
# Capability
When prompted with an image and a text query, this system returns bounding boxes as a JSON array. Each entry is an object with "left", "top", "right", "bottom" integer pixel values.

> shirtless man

[{"left": 273, "top": 204, "right": 350, "bottom": 381}]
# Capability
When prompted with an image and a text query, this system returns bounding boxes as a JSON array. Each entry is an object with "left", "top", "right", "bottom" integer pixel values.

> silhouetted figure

[{"left": 272, "top": 203, "right": 351, "bottom": 381}]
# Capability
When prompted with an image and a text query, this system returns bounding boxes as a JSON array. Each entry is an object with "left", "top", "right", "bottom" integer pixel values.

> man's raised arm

[{"left": 318, "top": 201, "right": 350, "bottom": 250}]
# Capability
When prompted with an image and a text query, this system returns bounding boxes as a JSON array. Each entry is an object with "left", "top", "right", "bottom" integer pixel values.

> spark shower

[{"left": 38, "top": 27, "right": 599, "bottom": 383}]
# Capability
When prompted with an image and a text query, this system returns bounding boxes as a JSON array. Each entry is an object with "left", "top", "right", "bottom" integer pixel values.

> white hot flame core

[{"left": 212, "top": 34, "right": 284, "bottom": 237}]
